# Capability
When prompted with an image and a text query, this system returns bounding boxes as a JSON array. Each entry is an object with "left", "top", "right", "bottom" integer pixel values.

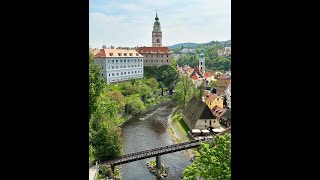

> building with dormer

[
  {"left": 136, "top": 11, "right": 172, "bottom": 67},
  {"left": 93, "top": 48, "right": 144, "bottom": 84}
]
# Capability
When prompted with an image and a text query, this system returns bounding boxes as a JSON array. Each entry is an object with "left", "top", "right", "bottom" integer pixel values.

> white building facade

[{"left": 93, "top": 49, "right": 144, "bottom": 84}]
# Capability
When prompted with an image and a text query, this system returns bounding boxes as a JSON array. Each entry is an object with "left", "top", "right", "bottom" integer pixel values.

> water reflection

[{"left": 120, "top": 101, "right": 191, "bottom": 180}]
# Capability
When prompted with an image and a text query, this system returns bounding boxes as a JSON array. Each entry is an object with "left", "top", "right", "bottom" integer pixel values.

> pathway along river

[{"left": 120, "top": 100, "right": 191, "bottom": 180}]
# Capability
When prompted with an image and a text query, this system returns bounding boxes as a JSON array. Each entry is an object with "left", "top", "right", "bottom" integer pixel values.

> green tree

[
  {"left": 183, "top": 133, "right": 231, "bottom": 180},
  {"left": 146, "top": 77, "right": 159, "bottom": 94},
  {"left": 171, "top": 58, "right": 178, "bottom": 69},
  {"left": 197, "top": 80, "right": 206, "bottom": 100},
  {"left": 173, "top": 76, "right": 197, "bottom": 107},
  {"left": 144, "top": 65, "right": 179, "bottom": 92},
  {"left": 106, "top": 90, "right": 125, "bottom": 114},
  {"left": 95, "top": 94, "right": 119, "bottom": 119},
  {"left": 92, "top": 121, "right": 123, "bottom": 160},
  {"left": 157, "top": 65, "right": 179, "bottom": 90},
  {"left": 125, "top": 95, "right": 145, "bottom": 115},
  {"left": 122, "top": 82, "right": 136, "bottom": 96},
  {"left": 159, "top": 81, "right": 164, "bottom": 96},
  {"left": 136, "top": 84, "right": 152, "bottom": 103},
  {"left": 210, "top": 80, "right": 217, "bottom": 87},
  {"left": 89, "top": 52, "right": 106, "bottom": 118}
]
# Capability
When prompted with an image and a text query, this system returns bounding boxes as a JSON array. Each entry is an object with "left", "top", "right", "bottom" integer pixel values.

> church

[{"left": 136, "top": 11, "right": 173, "bottom": 67}]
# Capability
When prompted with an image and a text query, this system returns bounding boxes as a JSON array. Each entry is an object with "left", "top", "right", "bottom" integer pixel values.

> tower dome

[{"left": 200, "top": 51, "right": 205, "bottom": 58}]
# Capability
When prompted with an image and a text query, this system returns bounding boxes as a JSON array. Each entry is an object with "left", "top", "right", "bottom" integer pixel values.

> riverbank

[
  {"left": 120, "top": 100, "right": 192, "bottom": 179},
  {"left": 117, "top": 95, "right": 171, "bottom": 127},
  {"left": 167, "top": 107, "right": 197, "bottom": 160}
]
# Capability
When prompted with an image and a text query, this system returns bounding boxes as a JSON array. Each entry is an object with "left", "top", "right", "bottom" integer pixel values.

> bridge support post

[
  {"left": 156, "top": 155, "right": 161, "bottom": 177},
  {"left": 111, "top": 165, "right": 115, "bottom": 175}
]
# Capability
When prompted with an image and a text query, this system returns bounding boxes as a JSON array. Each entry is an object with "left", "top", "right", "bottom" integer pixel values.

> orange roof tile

[
  {"left": 204, "top": 92, "right": 219, "bottom": 102},
  {"left": 190, "top": 73, "right": 199, "bottom": 80},
  {"left": 187, "top": 68, "right": 194, "bottom": 73},
  {"left": 211, "top": 105, "right": 227, "bottom": 117},
  {"left": 217, "top": 73, "right": 231, "bottom": 79},
  {"left": 94, "top": 49, "right": 143, "bottom": 58},
  {"left": 182, "top": 65, "right": 190, "bottom": 71},
  {"left": 204, "top": 72, "right": 214, "bottom": 78},
  {"left": 194, "top": 66, "right": 204, "bottom": 75}
]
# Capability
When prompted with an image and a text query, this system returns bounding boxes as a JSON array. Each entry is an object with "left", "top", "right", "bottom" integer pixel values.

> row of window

[
  {"left": 107, "top": 59, "right": 143, "bottom": 63},
  {"left": 145, "top": 55, "right": 169, "bottom": 58},
  {"left": 108, "top": 76, "right": 143, "bottom": 83},
  {"left": 145, "top": 59, "right": 169, "bottom": 63},
  {"left": 108, "top": 70, "right": 143, "bottom": 77},
  {"left": 110, "top": 64, "right": 142, "bottom": 69},
  {"left": 108, "top": 53, "right": 139, "bottom": 57}
]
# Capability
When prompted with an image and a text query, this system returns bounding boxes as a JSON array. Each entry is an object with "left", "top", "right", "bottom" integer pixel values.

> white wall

[
  {"left": 194, "top": 119, "right": 220, "bottom": 129},
  {"left": 94, "top": 57, "right": 144, "bottom": 84}
]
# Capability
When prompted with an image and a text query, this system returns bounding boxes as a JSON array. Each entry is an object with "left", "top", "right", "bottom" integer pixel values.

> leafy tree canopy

[{"left": 183, "top": 133, "right": 231, "bottom": 180}]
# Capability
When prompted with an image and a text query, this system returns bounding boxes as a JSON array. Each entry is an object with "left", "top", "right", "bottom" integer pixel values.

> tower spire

[{"left": 155, "top": 10, "right": 159, "bottom": 21}]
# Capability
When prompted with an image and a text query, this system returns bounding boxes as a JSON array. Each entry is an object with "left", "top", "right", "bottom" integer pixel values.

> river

[{"left": 120, "top": 100, "right": 191, "bottom": 180}]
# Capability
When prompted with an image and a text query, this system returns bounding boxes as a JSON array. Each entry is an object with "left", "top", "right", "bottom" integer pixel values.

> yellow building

[{"left": 204, "top": 92, "right": 223, "bottom": 109}]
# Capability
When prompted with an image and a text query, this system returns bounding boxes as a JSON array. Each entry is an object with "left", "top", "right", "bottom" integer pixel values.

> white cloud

[{"left": 89, "top": 0, "right": 230, "bottom": 48}]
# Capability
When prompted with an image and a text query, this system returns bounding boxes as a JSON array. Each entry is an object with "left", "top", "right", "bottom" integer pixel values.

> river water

[{"left": 120, "top": 100, "right": 191, "bottom": 180}]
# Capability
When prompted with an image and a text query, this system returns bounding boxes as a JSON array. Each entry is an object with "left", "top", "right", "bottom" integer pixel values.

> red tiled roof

[
  {"left": 94, "top": 49, "right": 143, "bottom": 58},
  {"left": 211, "top": 105, "right": 227, "bottom": 117},
  {"left": 194, "top": 66, "right": 200, "bottom": 72},
  {"left": 182, "top": 65, "right": 190, "bottom": 71},
  {"left": 204, "top": 92, "right": 219, "bottom": 102},
  {"left": 217, "top": 73, "right": 230, "bottom": 79},
  {"left": 204, "top": 72, "right": 214, "bottom": 78},
  {"left": 136, "top": 46, "right": 172, "bottom": 54},
  {"left": 193, "top": 66, "right": 204, "bottom": 75},
  {"left": 190, "top": 73, "right": 199, "bottom": 80},
  {"left": 187, "top": 68, "right": 194, "bottom": 73}
]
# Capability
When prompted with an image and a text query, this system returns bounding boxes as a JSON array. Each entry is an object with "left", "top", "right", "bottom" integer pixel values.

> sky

[{"left": 89, "top": 0, "right": 231, "bottom": 48}]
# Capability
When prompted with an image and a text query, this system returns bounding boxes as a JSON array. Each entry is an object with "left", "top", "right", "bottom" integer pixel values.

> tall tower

[
  {"left": 152, "top": 11, "right": 162, "bottom": 47},
  {"left": 199, "top": 50, "right": 205, "bottom": 73}
]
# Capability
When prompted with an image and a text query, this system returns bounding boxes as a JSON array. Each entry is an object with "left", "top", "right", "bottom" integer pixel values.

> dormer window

[
  {"left": 124, "top": 53, "right": 127, "bottom": 56},
  {"left": 118, "top": 53, "right": 122, "bottom": 56},
  {"left": 129, "top": 53, "right": 133, "bottom": 56}
]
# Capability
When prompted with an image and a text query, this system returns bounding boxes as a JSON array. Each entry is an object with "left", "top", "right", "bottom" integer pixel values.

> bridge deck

[{"left": 102, "top": 138, "right": 211, "bottom": 166}]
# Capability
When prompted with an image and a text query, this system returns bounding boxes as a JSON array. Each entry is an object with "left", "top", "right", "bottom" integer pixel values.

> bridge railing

[{"left": 102, "top": 139, "right": 209, "bottom": 165}]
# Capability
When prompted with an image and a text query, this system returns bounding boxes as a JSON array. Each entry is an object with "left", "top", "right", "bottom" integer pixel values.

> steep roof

[
  {"left": 204, "top": 92, "right": 219, "bottom": 102},
  {"left": 94, "top": 49, "right": 143, "bottom": 58},
  {"left": 221, "top": 109, "right": 231, "bottom": 121},
  {"left": 136, "top": 46, "right": 172, "bottom": 54},
  {"left": 190, "top": 73, "right": 199, "bottom": 80},
  {"left": 211, "top": 105, "right": 226, "bottom": 118},
  {"left": 204, "top": 72, "right": 214, "bottom": 78},
  {"left": 182, "top": 65, "right": 190, "bottom": 71},
  {"left": 187, "top": 68, "right": 194, "bottom": 73},
  {"left": 193, "top": 66, "right": 203, "bottom": 77},
  {"left": 182, "top": 97, "right": 215, "bottom": 129},
  {"left": 217, "top": 73, "right": 231, "bottom": 79}
]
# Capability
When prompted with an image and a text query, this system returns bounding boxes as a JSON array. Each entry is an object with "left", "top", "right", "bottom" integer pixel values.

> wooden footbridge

[
  {"left": 95, "top": 127, "right": 231, "bottom": 178},
  {"left": 103, "top": 138, "right": 209, "bottom": 170}
]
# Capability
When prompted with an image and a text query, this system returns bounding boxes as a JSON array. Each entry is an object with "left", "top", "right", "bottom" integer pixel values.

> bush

[{"left": 98, "top": 164, "right": 113, "bottom": 178}]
